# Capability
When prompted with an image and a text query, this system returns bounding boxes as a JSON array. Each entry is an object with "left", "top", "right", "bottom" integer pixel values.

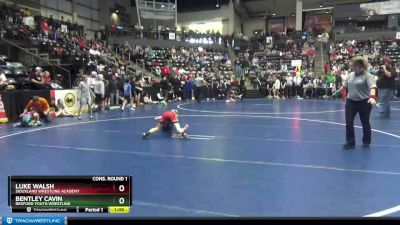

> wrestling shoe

[
  {"left": 181, "top": 132, "right": 189, "bottom": 140},
  {"left": 142, "top": 132, "right": 150, "bottom": 139},
  {"left": 342, "top": 143, "right": 355, "bottom": 150},
  {"left": 362, "top": 143, "right": 370, "bottom": 149}
]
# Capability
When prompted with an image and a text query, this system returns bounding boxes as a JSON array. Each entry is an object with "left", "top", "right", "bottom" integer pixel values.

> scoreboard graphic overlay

[{"left": 8, "top": 176, "right": 132, "bottom": 214}]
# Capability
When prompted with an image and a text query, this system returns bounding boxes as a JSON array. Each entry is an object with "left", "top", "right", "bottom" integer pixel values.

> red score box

[{"left": 12, "top": 183, "right": 130, "bottom": 195}]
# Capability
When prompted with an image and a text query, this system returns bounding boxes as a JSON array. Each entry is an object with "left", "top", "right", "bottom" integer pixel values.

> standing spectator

[
  {"left": 78, "top": 37, "right": 85, "bottom": 50},
  {"left": 40, "top": 18, "right": 49, "bottom": 38},
  {"left": 121, "top": 78, "right": 133, "bottom": 111},
  {"left": 48, "top": 15, "right": 55, "bottom": 30},
  {"left": 22, "top": 11, "right": 34, "bottom": 30},
  {"left": 377, "top": 56, "right": 397, "bottom": 119},
  {"left": 104, "top": 25, "right": 110, "bottom": 42},
  {"left": 111, "top": 23, "right": 117, "bottom": 37},
  {"left": 134, "top": 77, "right": 144, "bottom": 108},
  {"left": 104, "top": 80, "right": 111, "bottom": 110},
  {"left": 321, "top": 30, "right": 329, "bottom": 50},
  {"left": 183, "top": 77, "right": 193, "bottom": 101},
  {"left": 129, "top": 76, "right": 136, "bottom": 110},
  {"left": 66, "top": 19, "right": 73, "bottom": 34},
  {"left": 234, "top": 58, "right": 242, "bottom": 76},
  {"left": 324, "top": 62, "right": 330, "bottom": 75},
  {"left": 294, "top": 75, "right": 303, "bottom": 99},
  {"left": 109, "top": 74, "right": 118, "bottom": 106},
  {"left": 335, "top": 72, "right": 343, "bottom": 92},
  {"left": 94, "top": 74, "right": 105, "bottom": 112},
  {"left": 77, "top": 75, "right": 93, "bottom": 120}
]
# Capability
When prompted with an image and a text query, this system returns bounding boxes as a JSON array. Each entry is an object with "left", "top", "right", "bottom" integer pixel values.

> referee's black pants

[
  {"left": 194, "top": 86, "right": 203, "bottom": 103},
  {"left": 345, "top": 99, "right": 372, "bottom": 145}
]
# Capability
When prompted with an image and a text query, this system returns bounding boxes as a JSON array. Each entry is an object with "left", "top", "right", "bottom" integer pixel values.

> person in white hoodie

[
  {"left": 94, "top": 74, "right": 105, "bottom": 112},
  {"left": 273, "top": 77, "right": 281, "bottom": 99},
  {"left": 77, "top": 75, "right": 93, "bottom": 120},
  {"left": 88, "top": 71, "right": 97, "bottom": 89}
]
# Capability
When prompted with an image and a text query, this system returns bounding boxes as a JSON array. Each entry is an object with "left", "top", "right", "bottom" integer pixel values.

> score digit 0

[
  {"left": 119, "top": 185, "right": 125, "bottom": 192},
  {"left": 119, "top": 197, "right": 125, "bottom": 205}
]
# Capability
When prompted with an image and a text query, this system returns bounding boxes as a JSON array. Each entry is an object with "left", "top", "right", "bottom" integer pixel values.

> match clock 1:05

[{"left": 109, "top": 206, "right": 130, "bottom": 214}]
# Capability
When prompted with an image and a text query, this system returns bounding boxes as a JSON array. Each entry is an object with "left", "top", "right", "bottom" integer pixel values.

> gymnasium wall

[
  {"left": 178, "top": 6, "right": 230, "bottom": 33},
  {"left": 40, "top": 0, "right": 100, "bottom": 38},
  {"left": 243, "top": 18, "right": 266, "bottom": 37}
]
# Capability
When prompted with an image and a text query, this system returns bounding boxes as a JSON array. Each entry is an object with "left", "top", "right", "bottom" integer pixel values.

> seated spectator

[
  {"left": 53, "top": 99, "right": 74, "bottom": 117},
  {"left": 0, "top": 73, "right": 9, "bottom": 90},
  {"left": 43, "top": 71, "right": 51, "bottom": 84},
  {"left": 226, "top": 89, "right": 242, "bottom": 103},
  {"left": 30, "top": 67, "right": 49, "bottom": 90},
  {"left": 0, "top": 57, "right": 6, "bottom": 65},
  {"left": 273, "top": 77, "right": 281, "bottom": 99},
  {"left": 217, "top": 80, "right": 226, "bottom": 99},
  {"left": 143, "top": 93, "right": 154, "bottom": 104},
  {"left": 78, "top": 37, "right": 85, "bottom": 50}
]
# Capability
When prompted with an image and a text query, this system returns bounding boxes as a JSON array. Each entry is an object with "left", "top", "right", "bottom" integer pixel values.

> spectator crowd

[{"left": 0, "top": 3, "right": 399, "bottom": 123}]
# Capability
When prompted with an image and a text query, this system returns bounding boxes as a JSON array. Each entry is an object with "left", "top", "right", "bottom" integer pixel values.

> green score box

[{"left": 11, "top": 194, "right": 130, "bottom": 207}]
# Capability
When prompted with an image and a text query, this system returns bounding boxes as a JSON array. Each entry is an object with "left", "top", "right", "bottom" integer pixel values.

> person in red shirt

[
  {"left": 323, "top": 62, "right": 330, "bottom": 74},
  {"left": 78, "top": 38, "right": 85, "bottom": 50},
  {"left": 43, "top": 71, "right": 51, "bottom": 84},
  {"left": 111, "top": 23, "right": 117, "bottom": 36},
  {"left": 40, "top": 18, "right": 49, "bottom": 37},
  {"left": 347, "top": 46, "right": 354, "bottom": 55},
  {"left": 142, "top": 109, "right": 189, "bottom": 139},
  {"left": 21, "top": 96, "right": 51, "bottom": 122},
  {"left": 161, "top": 65, "right": 170, "bottom": 77}
]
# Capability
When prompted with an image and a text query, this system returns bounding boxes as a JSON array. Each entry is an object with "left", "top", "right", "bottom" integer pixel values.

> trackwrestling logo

[{"left": 2, "top": 217, "right": 64, "bottom": 225}]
